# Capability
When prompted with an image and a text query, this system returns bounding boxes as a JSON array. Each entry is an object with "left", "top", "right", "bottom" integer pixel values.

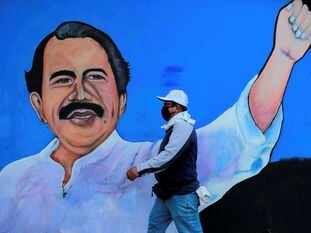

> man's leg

[
  {"left": 166, "top": 192, "right": 203, "bottom": 233},
  {"left": 147, "top": 197, "right": 173, "bottom": 233}
]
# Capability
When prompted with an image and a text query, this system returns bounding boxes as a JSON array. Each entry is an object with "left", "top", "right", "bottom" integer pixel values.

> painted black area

[{"left": 200, "top": 158, "right": 311, "bottom": 233}]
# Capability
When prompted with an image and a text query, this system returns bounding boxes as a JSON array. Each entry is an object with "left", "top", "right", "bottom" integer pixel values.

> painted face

[{"left": 31, "top": 37, "right": 126, "bottom": 155}]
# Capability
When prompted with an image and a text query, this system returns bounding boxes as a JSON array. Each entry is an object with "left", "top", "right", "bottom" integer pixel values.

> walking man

[{"left": 127, "top": 90, "right": 203, "bottom": 233}]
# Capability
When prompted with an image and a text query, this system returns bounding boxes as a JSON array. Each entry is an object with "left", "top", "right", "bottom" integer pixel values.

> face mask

[{"left": 161, "top": 106, "right": 172, "bottom": 121}]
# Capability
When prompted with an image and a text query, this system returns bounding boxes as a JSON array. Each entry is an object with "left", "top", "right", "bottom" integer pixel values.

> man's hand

[
  {"left": 275, "top": 0, "right": 310, "bottom": 62},
  {"left": 126, "top": 166, "right": 141, "bottom": 181}
]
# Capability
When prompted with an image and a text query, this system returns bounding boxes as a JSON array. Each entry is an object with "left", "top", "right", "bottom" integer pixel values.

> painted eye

[
  {"left": 88, "top": 74, "right": 107, "bottom": 82},
  {"left": 54, "top": 78, "right": 73, "bottom": 84}
]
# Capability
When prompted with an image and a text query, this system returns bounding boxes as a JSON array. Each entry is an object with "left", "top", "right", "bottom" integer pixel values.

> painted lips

[
  {"left": 67, "top": 109, "right": 97, "bottom": 119},
  {"left": 68, "top": 110, "right": 98, "bottom": 126}
]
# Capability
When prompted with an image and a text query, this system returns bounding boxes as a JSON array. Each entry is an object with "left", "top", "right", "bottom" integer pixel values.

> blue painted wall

[{"left": 0, "top": 0, "right": 310, "bottom": 168}]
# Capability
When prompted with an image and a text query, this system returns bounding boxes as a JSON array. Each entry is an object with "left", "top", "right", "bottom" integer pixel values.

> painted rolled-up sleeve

[{"left": 196, "top": 75, "right": 283, "bottom": 207}]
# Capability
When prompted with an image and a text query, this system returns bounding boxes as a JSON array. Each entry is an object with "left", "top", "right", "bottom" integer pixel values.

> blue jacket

[{"left": 138, "top": 119, "right": 199, "bottom": 194}]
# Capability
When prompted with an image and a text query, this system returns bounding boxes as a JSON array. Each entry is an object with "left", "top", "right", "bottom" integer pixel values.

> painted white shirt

[{"left": 0, "top": 77, "right": 283, "bottom": 233}]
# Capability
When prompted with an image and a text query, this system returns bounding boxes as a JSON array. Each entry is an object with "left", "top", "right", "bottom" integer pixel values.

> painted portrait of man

[{"left": 0, "top": 0, "right": 310, "bottom": 232}]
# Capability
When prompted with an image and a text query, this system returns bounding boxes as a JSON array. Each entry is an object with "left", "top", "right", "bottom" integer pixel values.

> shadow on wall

[{"left": 200, "top": 158, "right": 311, "bottom": 233}]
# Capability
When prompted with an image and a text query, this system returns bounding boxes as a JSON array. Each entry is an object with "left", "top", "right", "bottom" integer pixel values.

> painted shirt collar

[{"left": 38, "top": 130, "right": 123, "bottom": 168}]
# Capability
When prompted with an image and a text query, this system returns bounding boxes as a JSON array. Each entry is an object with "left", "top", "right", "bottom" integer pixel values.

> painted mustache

[{"left": 59, "top": 102, "right": 104, "bottom": 120}]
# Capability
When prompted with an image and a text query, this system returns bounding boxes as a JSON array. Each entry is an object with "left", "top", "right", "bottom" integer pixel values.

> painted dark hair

[{"left": 25, "top": 21, "right": 130, "bottom": 96}]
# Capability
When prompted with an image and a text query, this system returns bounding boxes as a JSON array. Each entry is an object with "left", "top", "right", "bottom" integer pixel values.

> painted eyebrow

[
  {"left": 82, "top": 68, "right": 108, "bottom": 77},
  {"left": 50, "top": 70, "right": 76, "bottom": 81}
]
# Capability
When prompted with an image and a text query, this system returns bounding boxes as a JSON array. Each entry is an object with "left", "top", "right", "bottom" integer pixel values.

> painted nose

[{"left": 68, "top": 81, "right": 91, "bottom": 101}]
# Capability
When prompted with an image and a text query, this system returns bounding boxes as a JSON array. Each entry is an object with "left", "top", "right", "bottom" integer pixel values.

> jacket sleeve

[{"left": 137, "top": 121, "right": 194, "bottom": 175}]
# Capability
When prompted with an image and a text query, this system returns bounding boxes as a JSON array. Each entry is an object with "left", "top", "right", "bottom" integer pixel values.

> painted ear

[
  {"left": 118, "top": 93, "right": 127, "bottom": 117},
  {"left": 30, "top": 92, "right": 47, "bottom": 123}
]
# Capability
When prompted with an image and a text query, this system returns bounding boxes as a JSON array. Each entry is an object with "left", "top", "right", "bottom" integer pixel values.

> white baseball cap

[{"left": 157, "top": 90, "right": 188, "bottom": 107}]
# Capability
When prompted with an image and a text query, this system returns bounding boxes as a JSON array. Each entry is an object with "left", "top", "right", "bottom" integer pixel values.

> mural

[{"left": 0, "top": 0, "right": 310, "bottom": 232}]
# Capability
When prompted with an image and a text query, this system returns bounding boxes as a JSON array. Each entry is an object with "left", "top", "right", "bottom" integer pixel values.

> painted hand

[
  {"left": 126, "top": 166, "right": 141, "bottom": 181},
  {"left": 274, "top": 0, "right": 310, "bottom": 62}
]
